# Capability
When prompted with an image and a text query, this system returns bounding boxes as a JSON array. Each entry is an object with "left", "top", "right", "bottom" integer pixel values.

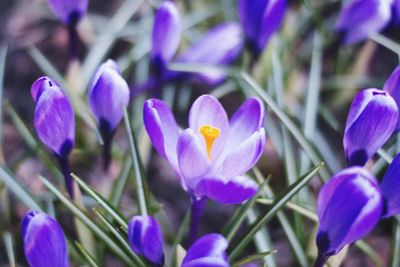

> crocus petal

[
  {"left": 128, "top": 215, "right": 164, "bottom": 266},
  {"left": 316, "top": 167, "right": 382, "bottom": 257},
  {"left": 32, "top": 76, "right": 75, "bottom": 157},
  {"left": 143, "top": 99, "right": 180, "bottom": 171},
  {"left": 238, "top": 0, "right": 267, "bottom": 47},
  {"left": 343, "top": 88, "right": 398, "bottom": 166},
  {"left": 216, "top": 129, "right": 265, "bottom": 178},
  {"left": 380, "top": 153, "right": 400, "bottom": 217},
  {"left": 336, "top": 0, "right": 391, "bottom": 44},
  {"left": 189, "top": 95, "right": 229, "bottom": 160},
  {"left": 151, "top": 1, "right": 182, "bottom": 69},
  {"left": 48, "top": 0, "right": 88, "bottom": 25},
  {"left": 223, "top": 97, "right": 264, "bottom": 156},
  {"left": 177, "top": 129, "right": 210, "bottom": 190},
  {"left": 383, "top": 65, "right": 400, "bottom": 129},
  {"left": 182, "top": 233, "right": 229, "bottom": 267},
  {"left": 175, "top": 23, "right": 244, "bottom": 86},
  {"left": 258, "top": 0, "right": 286, "bottom": 52},
  {"left": 88, "top": 59, "right": 130, "bottom": 131},
  {"left": 22, "top": 211, "right": 69, "bottom": 267},
  {"left": 196, "top": 176, "right": 258, "bottom": 204}
]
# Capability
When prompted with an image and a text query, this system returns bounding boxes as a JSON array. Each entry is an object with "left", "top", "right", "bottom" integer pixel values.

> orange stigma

[{"left": 200, "top": 125, "right": 221, "bottom": 159}]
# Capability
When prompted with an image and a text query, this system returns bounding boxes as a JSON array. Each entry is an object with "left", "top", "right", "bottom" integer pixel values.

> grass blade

[
  {"left": 3, "top": 232, "right": 15, "bottom": 267},
  {"left": 0, "top": 44, "right": 7, "bottom": 164},
  {"left": 74, "top": 241, "right": 100, "bottom": 267},
  {"left": 232, "top": 250, "right": 277, "bottom": 267},
  {"left": 228, "top": 163, "right": 322, "bottom": 260}
]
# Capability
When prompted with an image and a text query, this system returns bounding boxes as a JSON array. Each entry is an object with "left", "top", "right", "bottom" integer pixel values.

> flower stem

[
  {"left": 188, "top": 196, "right": 206, "bottom": 245},
  {"left": 57, "top": 156, "right": 74, "bottom": 198},
  {"left": 313, "top": 253, "right": 328, "bottom": 267}
]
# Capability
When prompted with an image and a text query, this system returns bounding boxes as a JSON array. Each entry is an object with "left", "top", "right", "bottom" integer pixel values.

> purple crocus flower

[
  {"left": 32, "top": 76, "right": 75, "bottom": 197},
  {"left": 22, "top": 210, "right": 69, "bottom": 267},
  {"left": 144, "top": 95, "right": 264, "bottom": 241},
  {"left": 343, "top": 88, "right": 398, "bottom": 166},
  {"left": 314, "top": 167, "right": 382, "bottom": 267},
  {"left": 48, "top": 0, "right": 89, "bottom": 26},
  {"left": 336, "top": 0, "right": 392, "bottom": 45},
  {"left": 88, "top": 59, "right": 130, "bottom": 170},
  {"left": 238, "top": 0, "right": 286, "bottom": 59},
  {"left": 182, "top": 233, "right": 229, "bottom": 267},
  {"left": 128, "top": 215, "right": 164, "bottom": 266},
  {"left": 380, "top": 152, "right": 400, "bottom": 218},
  {"left": 151, "top": 1, "right": 182, "bottom": 73},
  {"left": 384, "top": 65, "right": 400, "bottom": 129},
  {"left": 173, "top": 22, "right": 244, "bottom": 86}
]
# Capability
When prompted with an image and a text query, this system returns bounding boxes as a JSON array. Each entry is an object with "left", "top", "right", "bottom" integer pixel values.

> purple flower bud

[
  {"left": 316, "top": 167, "right": 382, "bottom": 263},
  {"left": 182, "top": 233, "right": 229, "bottom": 267},
  {"left": 174, "top": 22, "right": 244, "bottom": 86},
  {"left": 336, "top": 0, "right": 392, "bottom": 45},
  {"left": 151, "top": 1, "right": 182, "bottom": 70},
  {"left": 343, "top": 88, "right": 398, "bottom": 166},
  {"left": 384, "top": 65, "right": 400, "bottom": 129},
  {"left": 379, "top": 152, "right": 400, "bottom": 218},
  {"left": 32, "top": 76, "right": 75, "bottom": 159},
  {"left": 22, "top": 210, "right": 69, "bottom": 267},
  {"left": 238, "top": 0, "right": 286, "bottom": 56},
  {"left": 88, "top": 59, "right": 130, "bottom": 133},
  {"left": 128, "top": 215, "right": 164, "bottom": 266},
  {"left": 48, "top": 0, "right": 89, "bottom": 26}
]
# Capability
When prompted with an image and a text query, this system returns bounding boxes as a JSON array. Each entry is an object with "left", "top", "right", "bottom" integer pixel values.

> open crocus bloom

[{"left": 143, "top": 95, "right": 265, "bottom": 204}]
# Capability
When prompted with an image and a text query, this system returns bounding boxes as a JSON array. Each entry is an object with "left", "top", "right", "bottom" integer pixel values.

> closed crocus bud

[
  {"left": 151, "top": 1, "right": 182, "bottom": 72},
  {"left": 384, "top": 65, "right": 400, "bottom": 129},
  {"left": 174, "top": 22, "right": 244, "bottom": 86},
  {"left": 88, "top": 59, "right": 130, "bottom": 170},
  {"left": 343, "top": 88, "right": 398, "bottom": 166},
  {"left": 48, "top": 0, "right": 88, "bottom": 26},
  {"left": 238, "top": 0, "right": 286, "bottom": 57},
  {"left": 315, "top": 167, "right": 382, "bottom": 267},
  {"left": 32, "top": 76, "right": 75, "bottom": 196},
  {"left": 128, "top": 215, "right": 164, "bottom": 266},
  {"left": 336, "top": 0, "right": 392, "bottom": 45},
  {"left": 182, "top": 233, "right": 229, "bottom": 267},
  {"left": 22, "top": 210, "right": 69, "bottom": 267},
  {"left": 380, "top": 153, "right": 400, "bottom": 218}
]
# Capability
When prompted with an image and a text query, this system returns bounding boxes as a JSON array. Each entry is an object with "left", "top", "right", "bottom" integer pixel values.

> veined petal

[
  {"left": 343, "top": 88, "right": 398, "bottom": 166},
  {"left": 128, "top": 215, "right": 164, "bottom": 266},
  {"left": 216, "top": 128, "right": 265, "bottom": 178},
  {"left": 383, "top": 65, "right": 400, "bottom": 129},
  {"left": 336, "top": 0, "right": 391, "bottom": 44},
  {"left": 196, "top": 176, "right": 258, "bottom": 204},
  {"left": 189, "top": 95, "right": 229, "bottom": 160},
  {"left": 48, "top": 0, "right": 88, "bottom": 25},
  {"left": 238, "top": 0, "right": 268, "bottom": 49},
  {"left": 88, "top": 59, "right": 130, "bottom": 131},
  {"left": 22, "top": 211, "right": 69, "bottom": 267},
  {"left": 151, "top": 1, "right": 182, "bottom": 69},
  {"left": 143, "top": 99, "right": 179, "bottom": 171},
  {"left": 182, "top": 234, "right": 229, "bottom": 267},
  {"left": 32, "top": 77, "right": 75, "bottom": 157},
  {"left": 177, "top": 129, "right": 210, "bottom": 190},
  {"left": 380, "top": 153, "right": 400, "bottom": 218},
  {"left": 316, "top": 167, "right": 382, "bottom": 257}
]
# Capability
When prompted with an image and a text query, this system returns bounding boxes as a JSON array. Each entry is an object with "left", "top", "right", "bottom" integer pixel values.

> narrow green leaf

[
  {"left": 71, "top": 173, "right": 128, "bottom": 228},
  {"left": 74, "top": 241, "right": 100, "bottom": 267},
  {"left": 93, "top": 209, "right": 146, "bottom": 266},
  {"left": 0, "top": 44, "right": 7, "bottom": 164},
  {"left": 0, "top": 167, "right": 42, "bottom": 211},
  {"left": 38, "top": 175, "right": 142, "bottom": 266},
  {"left": 228, "top": 163, "right": 322, "bottom": 260},
  {"left": 370, "top": 33, "right": 400, "bottom": 56},
  {"left": 3, "top": 232, "right": 16, "bottom": 267},
  {"left": 109, "top": 157, "right": 132, "bottom": 206},
  {"left": 170, "top": 209, "right": 191, "bottom": 267},
  {"left": 232, "top": 250, "right": 277, "bottom": 267},
  {"left": 390, "top": 220, "right": 400, "bottom": 267},
  {"left": 123, "top": 108, "right": 148, "bottom": 216}
]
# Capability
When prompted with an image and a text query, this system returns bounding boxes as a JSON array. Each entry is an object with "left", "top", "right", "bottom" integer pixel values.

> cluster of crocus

[
  {"left": 128, "top": 215, "right": 229, "bottom": 267},
  {"left": 88, "top": 59, "right": 130, "bottom": 170},
  {"left": 31, "top": 76, "right": 76, "bottom": 197},
  {"left": 22, "top": 210, "right": 69, "bottom": 267},
  {"left": 144, "top": 94, "right": 265, "bottom": 240},
  {"left": 47, "top": 0, "right": 89, "bottom": 59},
  {"left": 336, "top": 0, "right": 395, "bottom": 45}
]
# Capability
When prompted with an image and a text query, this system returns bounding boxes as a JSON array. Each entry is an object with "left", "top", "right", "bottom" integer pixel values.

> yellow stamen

[{"left": 200, "top": 125, "right": 221, "bottom": 159}]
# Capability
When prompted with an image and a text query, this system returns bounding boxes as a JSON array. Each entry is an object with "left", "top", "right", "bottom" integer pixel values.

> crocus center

[{"left": 200, "top": 125, "right": 221, "bottom": 159}]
